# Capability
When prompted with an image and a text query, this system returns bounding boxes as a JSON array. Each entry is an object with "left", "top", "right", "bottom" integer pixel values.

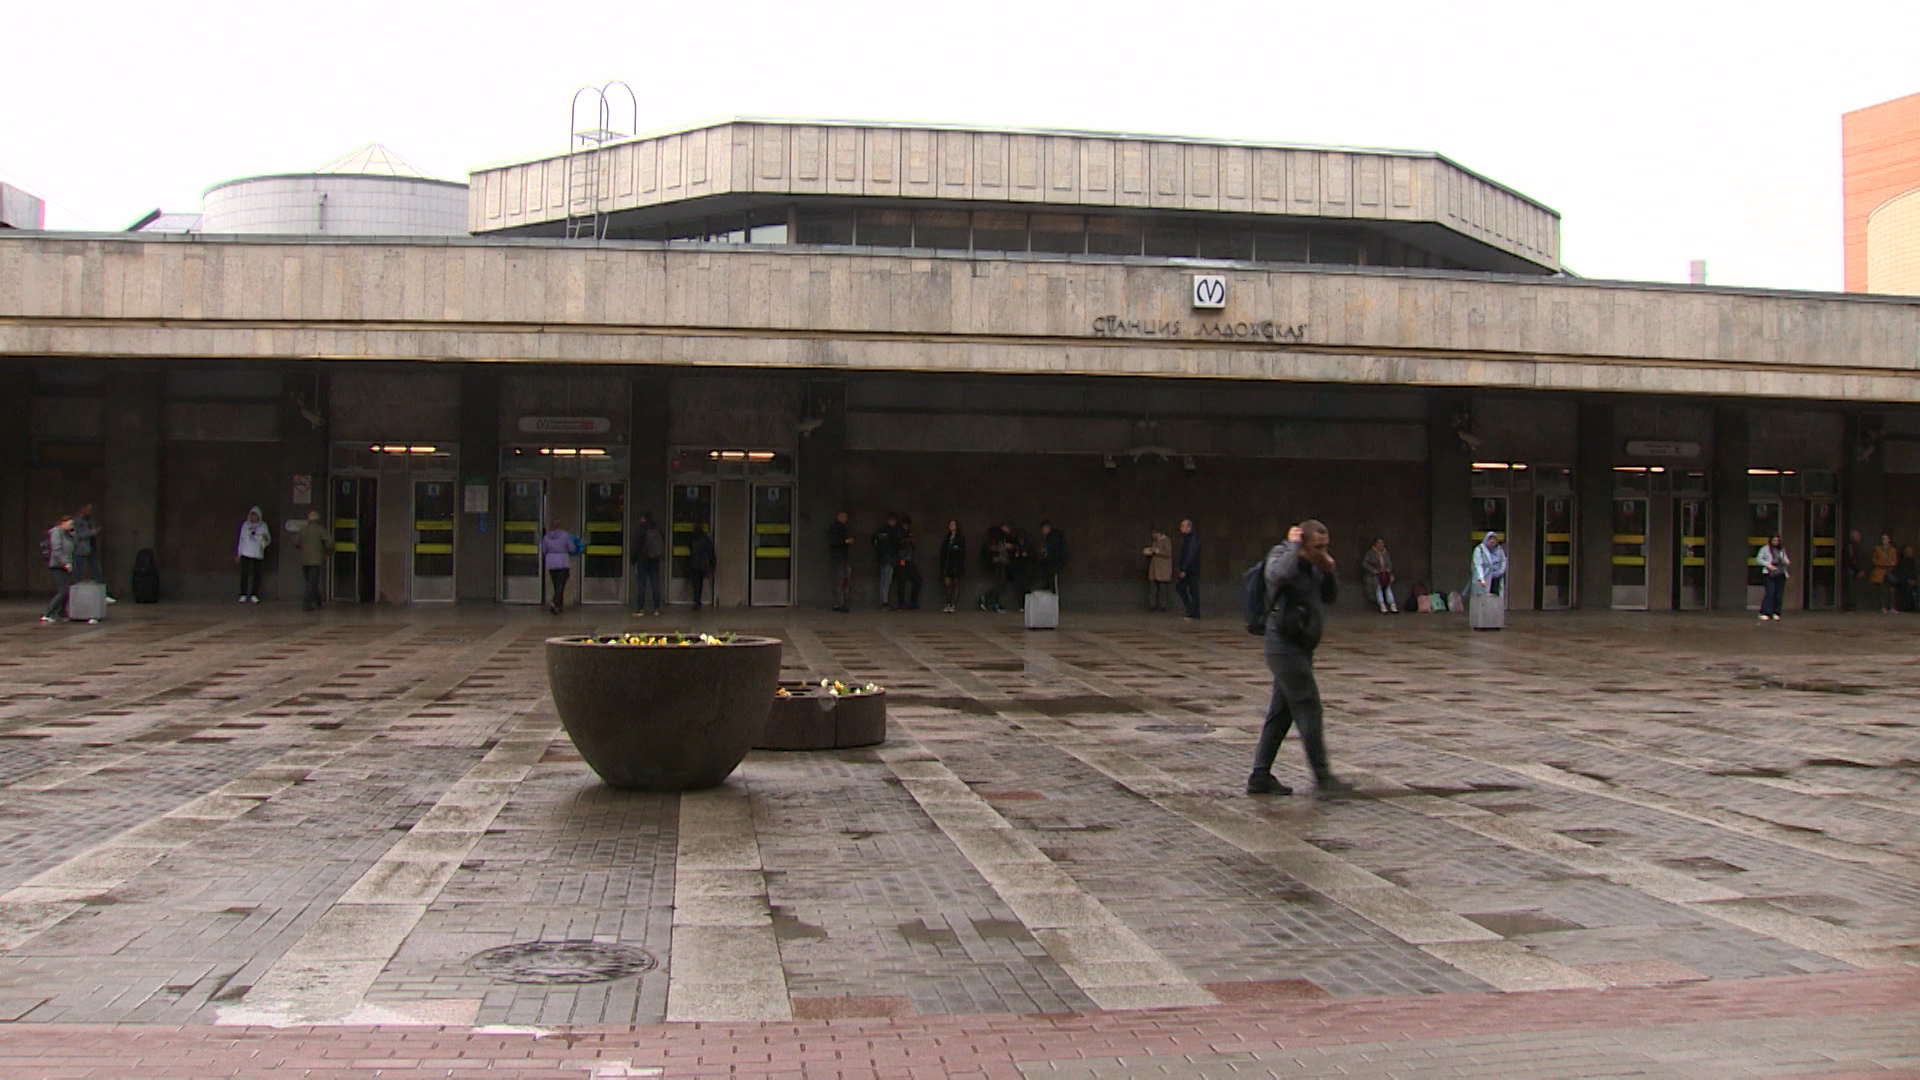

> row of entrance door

[
  {"left": 324, "top": 476, "right": 796, "bottom": 605},
  {"left": 1470, "top": 495, "right": 1838, "bottom": 610}
]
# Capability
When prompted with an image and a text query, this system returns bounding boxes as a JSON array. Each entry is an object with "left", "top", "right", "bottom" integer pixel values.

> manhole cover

[
  {"left": 1138, "top": 723, "right": 1213, "bottom": 734},
  {"left": 469, "top": 940, "right": 657, "bottom": 984}
]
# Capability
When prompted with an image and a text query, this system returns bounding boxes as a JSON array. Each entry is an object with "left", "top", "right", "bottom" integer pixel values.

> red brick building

[{"left": 1843, "top": 91, "right": 1920, "bottom": 294}]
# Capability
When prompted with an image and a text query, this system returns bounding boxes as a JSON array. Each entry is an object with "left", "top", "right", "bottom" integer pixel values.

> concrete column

[
  {"left": 0, "top": 363, "right": 30, "bottom": 596},
  {"left": 1713, "top": 406, "right": 1751, "bottom": 611},
  {"left": 457, "top": 368, "right": 500, "bottom": 601},
  {"left": 103, "top": 370, "right": 163, "bottom": 596},
  {"left": 632, "top": 372, "right": 670, "bottom": 552},
  {"left": 1576, "top": 400, "right": 1613, "bottom": 610},
  {"left": 280, "top": 365, "right": 329, "bottom": 600},
  {"left": 1843, "top": 412, "right": 1883, "bottom": 548},
  {"left": 1427, "top": 393, "right": 1470, "bottom": 597},
  {"left": 796, "top": 380, "right": 847, "bottom": 609}
]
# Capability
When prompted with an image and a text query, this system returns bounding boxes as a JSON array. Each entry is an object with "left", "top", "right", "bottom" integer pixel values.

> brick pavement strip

[{"left": 0, "top": 970, "right": 1907, "bottom": 1077}]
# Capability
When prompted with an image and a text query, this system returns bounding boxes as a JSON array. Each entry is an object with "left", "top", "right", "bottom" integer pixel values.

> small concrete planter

[
  {"left": 544, "top": 633, "right": 783, "bottom": 791},
  {"left": 757, "top": 681, "right": 888, "bottom": 750}
]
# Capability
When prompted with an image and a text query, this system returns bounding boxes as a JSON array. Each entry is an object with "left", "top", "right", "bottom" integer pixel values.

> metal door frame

[
  {"left": 748, "top": 481, "right": 794, "bottom": 607},
  {"left": 327, "top": 472, "right": 375, "bottom": 603},
  {"left": 1611, "top": 497, "right": 1650, "bottom": 610},
  {"left": 1674, "top": 497, "right": 1711, "bottom": 610},
  {"left": 580, "top": 477, "right": 628, "bottom": 605},
  {"left": 410, "top": 475, "right": 458, "bottom": 604},
  {"left": 498, "top": 476, "right": 548, "bottom": 604}
]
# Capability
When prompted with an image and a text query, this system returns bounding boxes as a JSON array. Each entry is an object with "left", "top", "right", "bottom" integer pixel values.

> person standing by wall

[
  {"left": 1361, "top": 537, "right": 1398, "bottom": 614},
  {"left": 1470, "top": 532, "right": 1506, "bottom": 631},
  {"left": 39, "top": 515, "right": 76, "bottom": 624},
  {"left": 872, "top": 513, "right": 899, "bottom": 611},
  {"left": 295, "top": 509, "right": 332, "bottom": 612},
  {"left": 938, "top": 520, "right": 966, "bottom": 613},
  {"left": 1035, "top": 521, "right": 1067, "bottom": 596},
  {"left": 235, "top": 506, "right": 272, "bottom": 603},
  {"left": 1871, "top": 533, "right": 1899, "bottom": 614},
  {"left": 890, "top": 514, "right": 923, "bottom": 611},
  {"left": 687, "top": 523, "right": 717, "bottom": 611},
  {"left": 978, "top": 523, "right": 1012, "bottom": 613},
  {"left": 1174, "top": 519, "right": 1201, "bottom": 620},
  {"left": 1246, "top": 521, "right": 1355, "bottom": 798},
  {"left": 1757, "top": 535, "right": 1790, "bottom": 621},
  {"left": 633, "top": 511, "right": 666, "bottom": 616},
  {"left": 1143, "top": 527, "right": 1173, "bottom": 612},
  {"left": 1898, "top": 546, "right": 1919, "bottom": 612},
  {"left": 71, "top": 503, "right": 110, "bottom": 601},
  {"left": 539, "top": 519, "right": 578, "bottom": 615},
  {"left": 1842, "top": 530, "right": 1864, "bottom": 612},
  {"left": 827, "top": 510, "right": 853, "bottom": 613}
]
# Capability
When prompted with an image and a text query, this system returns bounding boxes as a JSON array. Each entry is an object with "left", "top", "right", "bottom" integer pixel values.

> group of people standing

[
  {"left": 39, "top": 504, "right": 110, "bottom": 624},
  {"left": 826, "top": 514, "right": 1071, "bottom": 615},
  {"left": 1140, "top": 520, "right": 1202, "bottom": 618},
  {"left": 1842, "top": 530, "right": 1919, "bottom": 615}
]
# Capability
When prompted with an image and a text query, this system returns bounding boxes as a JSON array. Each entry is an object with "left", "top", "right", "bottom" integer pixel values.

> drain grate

[{"left": 469, "top": 940, "right": 657, "bottom": 984}]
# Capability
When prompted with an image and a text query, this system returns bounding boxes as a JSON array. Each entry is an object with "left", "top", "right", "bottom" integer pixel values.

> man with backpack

[
  {"left": 1245, "top": 521, "right": 1356, "bottom": 798},
  {"left": 634, "top": 512, "right": 666, "bottom": 616}
]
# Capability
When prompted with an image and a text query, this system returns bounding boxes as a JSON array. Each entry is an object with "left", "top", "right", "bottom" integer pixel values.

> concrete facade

[
  {"left": 470, "top": 119, "right": 1560, "bottom": 272},
  {"left": 2, "top": 231, "right": 1917, "bottom": 616}
]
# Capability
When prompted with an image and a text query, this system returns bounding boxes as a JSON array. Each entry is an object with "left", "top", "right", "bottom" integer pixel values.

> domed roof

[{"left": 312, "top": 143, "right": 437, "bottom": 180}]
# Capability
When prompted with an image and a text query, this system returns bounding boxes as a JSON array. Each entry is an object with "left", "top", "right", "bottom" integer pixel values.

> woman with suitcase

[{"left": 1470, "top": 531, "right": 1507, "bottom": 631}]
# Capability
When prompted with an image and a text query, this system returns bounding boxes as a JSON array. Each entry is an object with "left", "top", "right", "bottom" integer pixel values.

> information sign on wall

[{"left": 518, "top": 416, "right": 611, "bottom": 435}]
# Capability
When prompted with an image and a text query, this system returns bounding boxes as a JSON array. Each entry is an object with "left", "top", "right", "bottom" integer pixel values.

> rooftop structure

[
  {"left": 1844, "top": 91, "right": 1920, "bottom": 295},
  {"left": 470, "top": 118, "right": 1561, "bottom": 275},
  {"left": 0, "top": 181, "right": 45, "bottom": 230}
]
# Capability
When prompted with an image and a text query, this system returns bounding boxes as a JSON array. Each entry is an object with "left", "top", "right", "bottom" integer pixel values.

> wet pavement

[{"left": 0, "top": 601, "right": 1913, "bottom": 1077}]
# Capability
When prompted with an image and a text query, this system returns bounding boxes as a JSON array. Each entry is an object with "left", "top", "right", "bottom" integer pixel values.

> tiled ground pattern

[{"left": 0, "top": 603, "right": 1913, "bottom": 1076}]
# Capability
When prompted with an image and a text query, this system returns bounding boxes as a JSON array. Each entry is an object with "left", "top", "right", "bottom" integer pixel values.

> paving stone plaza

[{"left": 0, "top": 602, "right": 1914, "bottom": 1077}]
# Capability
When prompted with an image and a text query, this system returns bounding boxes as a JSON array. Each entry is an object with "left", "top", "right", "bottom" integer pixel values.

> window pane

[
  {"left": 1310, "top": 234, "right": 1361, "bottom": 265},
  {"left": 1197, "top": 225, "right": 1251, "bottom": 260},
  {"left": 1087, "top": 215, "right": 1142, "bottom": 256},
  {"left": 795, "top": 208, "right": 853, "bottom": 245},
  {"left": 746, "top": 208, "right": 788, "bottom": 244},
  {"left": 1144, "top": 221, "right": 1197, "bottom": 258},
  {"left": 1029, "top": 214, "right": 1085, "bottom": 254},
  {"left": 856, "top": 209, "right": 912, "bottom": 247},
  {"left": 913, "top": 210, "right": 969, "bottom": 250},
  {"left": 972, "top": 211, "right": 1027, "bottom": 252},
  {"left": 1254, "top": 230, "right": 1308, "bottom": 262}
]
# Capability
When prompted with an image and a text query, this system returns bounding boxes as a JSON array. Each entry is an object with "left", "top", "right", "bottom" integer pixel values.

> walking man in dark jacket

[
  {"left": 1035, "top": 521, "right": 1067, "bottom": 595},
  {"left": 1247, "top": 521, "right": 1356, "bottom": 798},
  {"left": 1174, "top": 519, "right": 1201, "bottom": 619},
  {"left": 827, "top": 510, "right": 853, "bottom": 612},
  {"left": 872, "top": 514, "right": 899, "bottom": 610},
  {"left": 687, "top": 525, "right": 716, "bottom": 611}
]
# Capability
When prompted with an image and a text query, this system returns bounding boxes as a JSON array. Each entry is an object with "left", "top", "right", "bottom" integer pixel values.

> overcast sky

[{"left": 5, "top": 0, "right": 1915, "bottom": 292}]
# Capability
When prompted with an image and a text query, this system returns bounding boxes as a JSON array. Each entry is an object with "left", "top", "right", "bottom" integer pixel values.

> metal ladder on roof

[{"left": 563, "top": 81, "right": 638, "bottom": 242}]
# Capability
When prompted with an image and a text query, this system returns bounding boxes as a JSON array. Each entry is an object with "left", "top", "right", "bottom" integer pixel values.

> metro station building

[{"left": 3, "top": 119, "right": 1918, "bottom": 613}]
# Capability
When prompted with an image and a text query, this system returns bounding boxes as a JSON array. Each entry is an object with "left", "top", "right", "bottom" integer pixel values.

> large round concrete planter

[
  {"left": 757, "top": 682, "right": 888, "bottom": 750},
  {"left": 544, "top": 634, "right": 783, "bottom": 792}
]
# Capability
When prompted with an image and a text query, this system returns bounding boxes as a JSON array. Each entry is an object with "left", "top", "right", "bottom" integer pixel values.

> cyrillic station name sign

[{"left": 1089, "top": 316, "right": 1309, "bottom": 342}]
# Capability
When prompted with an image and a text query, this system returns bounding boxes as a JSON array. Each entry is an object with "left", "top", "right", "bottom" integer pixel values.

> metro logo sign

[{"left": 1192, "top": 275, "right": 1226, "bottom": 309}]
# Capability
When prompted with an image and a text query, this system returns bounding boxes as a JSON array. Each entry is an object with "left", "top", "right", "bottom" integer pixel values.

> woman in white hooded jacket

[{"left": 235, "top": 506, "right": 272, "bottom": 602}]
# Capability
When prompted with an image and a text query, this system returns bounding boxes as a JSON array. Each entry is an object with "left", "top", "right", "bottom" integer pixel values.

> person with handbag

[
  {"left": 1143, "top": 527, "right": 1173, "bottom": 612},
  {"left": 1469, "top": 532, "right": 1507, "bottom": 630},
  {"left": 1361, "top": 537, "right": 1398, "bottom": 613},
  {"left": 1757, "top": 536, "right": 1790, "bottom": 621}
]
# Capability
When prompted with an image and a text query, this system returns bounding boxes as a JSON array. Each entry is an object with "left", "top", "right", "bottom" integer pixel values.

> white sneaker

[
  {"left": 86, "top": 619, "right": 99, "bottom": 625},
  {"left": 249, "top": 595, "right": 260, "bottom": 604},
  {"left": 104, "top": 596, "right": 117, "bottom": 604},
  {"left": 1758, "top": 614, "right": 1768, "bottom": 621},
  {"left": 38, "top": 616, "right": 54, "bottom": 624}
]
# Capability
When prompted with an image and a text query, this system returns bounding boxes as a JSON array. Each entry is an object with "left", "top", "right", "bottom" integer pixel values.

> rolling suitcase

[
  {"left": 1024, "top": 589, "right": 1058, "bottom": 630},
  {"left": 67, "top": 581, "right": 107, "bottom": 623},
  {"left": 1469, "top": 591, "right": 1505, "bottom": 630}
]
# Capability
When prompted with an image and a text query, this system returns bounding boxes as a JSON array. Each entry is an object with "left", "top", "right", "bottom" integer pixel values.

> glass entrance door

[
  {"left": 582, "top": 480, "right": 628, "bottom": 605},
  {"left": 1611, "top": 499, "right": 1649, "bottom": 609},
  {"left": 328, "top": 475, "right": 377, "bottom": 603},
  {"left": 412, "top": 479, "right": 457, "bottom": 603},
  {"left": 1747, "top": 500, "right": 1782, "bottom": 610},
  {"left": 1535, "top": 497, "right": 1573, "bottom": 610},
  {"left": 1675, "top": 498, "right": 1710, "bottom": 610},
  {"left": 500, "top": 478, "right": 545, "bottom": 604},
  {"left": 670, "top": 482, "right": 715, "bottom": 605},
  {"left": 749, "top": 483, "right": 794, "bottom": 607},
  {"left": 1806, "top": 500, "right": 1839, "bottom": 610}
]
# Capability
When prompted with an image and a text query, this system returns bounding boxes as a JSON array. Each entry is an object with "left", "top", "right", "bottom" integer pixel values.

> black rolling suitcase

[{"left": 131, "top": 548, "right": 161, "bottom": 604}]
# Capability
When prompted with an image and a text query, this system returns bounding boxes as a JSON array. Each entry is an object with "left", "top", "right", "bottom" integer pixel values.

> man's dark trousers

[
  {"left": 1252, "top": 645, "right": 1330, "bottom": 780},
  {"left": 634, "top": 558, "right": 663, "bottom": 612},
  {"left": 301, "top": 565, "right": 324, "bottom": 611},
  {"left": 1174, "top": 576, "right": 1200, "bottom": 618}
]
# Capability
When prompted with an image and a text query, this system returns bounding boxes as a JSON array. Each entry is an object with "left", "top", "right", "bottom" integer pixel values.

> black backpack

[{"left": 1242, "top": 556, "right": 1279, "bottom": 636}]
